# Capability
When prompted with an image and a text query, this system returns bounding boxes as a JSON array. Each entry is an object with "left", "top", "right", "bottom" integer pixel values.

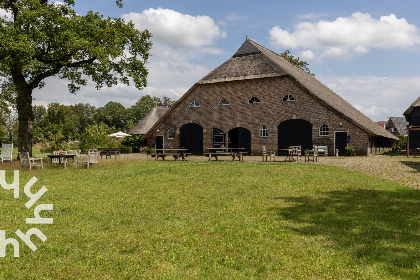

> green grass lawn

[{"left": 0, "top": 160, "right": 419, "bottom": 279}]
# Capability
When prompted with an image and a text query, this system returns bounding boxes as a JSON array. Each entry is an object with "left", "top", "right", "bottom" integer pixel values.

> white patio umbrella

[{"left": 108, "top": 131, "right": 131, "bottom": 138}]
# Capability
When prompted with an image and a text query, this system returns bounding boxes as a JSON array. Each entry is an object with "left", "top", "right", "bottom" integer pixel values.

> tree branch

[
  {"left": 29, "top": 67, "right": 61, "bottom": 90},
  {"left": 66, "top": 57, "right": 96, "bottom": 68}
]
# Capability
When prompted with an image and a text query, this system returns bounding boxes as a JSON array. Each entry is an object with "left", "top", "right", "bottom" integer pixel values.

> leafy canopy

[{"left": 0, "top": 0, "right": 151, "bottom": 96}]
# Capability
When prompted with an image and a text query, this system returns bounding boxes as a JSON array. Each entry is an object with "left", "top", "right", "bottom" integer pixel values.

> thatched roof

[
  {"left": 198, "top": 39, "right": 397, "bottom": 140},
  {"left": 128, "top": 106, "right": 170, "bottom": 135},
  {"left": 403, "top": 96, "right": 420, "bottom": 119},
  {"left": 147, "top": 39, "right": 397, "bottom": 140},
  {"left": 389, "top": 117, "right": 408, "bottom": 135}
]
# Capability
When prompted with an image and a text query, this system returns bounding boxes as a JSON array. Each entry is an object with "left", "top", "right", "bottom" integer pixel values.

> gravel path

[
  {"left": 121, "top": 153, "right": 420, "bottom": 189},
  {"left": 314, "top": 155, "right": 420, "bottom": 189}
]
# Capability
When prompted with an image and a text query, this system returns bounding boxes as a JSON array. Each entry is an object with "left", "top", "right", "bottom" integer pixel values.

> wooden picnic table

[
  {"left": 204, "top": 147, "right": 246, "bottom": 161},
  {"left": 47, "top": 153, "right": 77, "bottom": 169},
  {"left": 154, "top": 149, "right": 190, "bottom": 160}
]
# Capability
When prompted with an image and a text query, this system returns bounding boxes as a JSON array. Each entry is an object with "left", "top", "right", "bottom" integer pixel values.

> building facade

[{"left": 144, "top": 40, "right": 397, "bottom": 156}]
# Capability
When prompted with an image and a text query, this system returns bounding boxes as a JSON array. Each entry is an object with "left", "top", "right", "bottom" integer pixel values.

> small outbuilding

[
  {"left": 144, "top": 39, "right": 397, "bottom": 155},
  {"left": 404, "top": 97, "right": 420, "bottom": 154},
  {"left": 385, "top": 117, "right": 408, "bottom": 136}
]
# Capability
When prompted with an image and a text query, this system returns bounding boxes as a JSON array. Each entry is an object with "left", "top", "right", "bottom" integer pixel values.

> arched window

[
  {"left": 189, "top": 101, "right": 200, "bottom": 107},
  {"left": 248, "top": 97, "right": 260, "bottom": 104},
  {"left": 319, "top": 124, "right": 329, "bottom": 136},
  {"left": 219, "top": 99, "right": 230, "bottom": 106},
  {"left": 260, "top": 126, "right": 268, "bottom": 138},
  {"left": 282, "top": 94, "right": 295, "bottom": 102},
  {"left": 168, "top": 129, "right": 174, "bottom": 139}
]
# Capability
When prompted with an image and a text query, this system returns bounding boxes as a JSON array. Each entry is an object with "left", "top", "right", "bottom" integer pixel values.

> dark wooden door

[
  {"left": 155, "top": 135, "right": 163, "bottom": 151},
  {"left": 228, "top": 127, "right": 251, "bottom": 155},
  {"left": 335, "top": 131, "right": 348, "bottom": 156},
  {"left": 180, "top": 123, "right": 203, "bottom": 155},
  {"left": 278, "top": 119, "right": 313, "bottom": 155}
]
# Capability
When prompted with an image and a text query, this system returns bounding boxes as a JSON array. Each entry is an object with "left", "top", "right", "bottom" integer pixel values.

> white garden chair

[{"left": 1, "top": 143, "right": 13, "bottom": 162}]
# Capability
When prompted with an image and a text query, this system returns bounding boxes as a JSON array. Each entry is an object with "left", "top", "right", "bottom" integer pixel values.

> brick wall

[{"left": 149, "top": 76, "right": 370, "bottom": 156}]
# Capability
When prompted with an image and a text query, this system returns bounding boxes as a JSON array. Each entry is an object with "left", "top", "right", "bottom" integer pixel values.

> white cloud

[
  {"left": 270, "top": 12, "right": 420, "bottom": 60},
  {"left": 318, "top": 75, "right": 420, "bottom": 121},
  {"left": 123, "top": 8, "right": 226, "bottom": 48},
  {"left": 297, "top": 12, "right": 327, "bottom": 21},
  {"left": 31, "top": 8, "right": 226, "bottom": 109}
]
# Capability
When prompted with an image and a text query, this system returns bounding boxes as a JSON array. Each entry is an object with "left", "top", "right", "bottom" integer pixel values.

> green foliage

[
  {"left": 127, "top": 95, "right": 157, "bottom": 123},
  {"left": 345, "top": 146, "right": 355, "bottom": 155},
  {"left": 280, "top": 50, "right": 313, "bottom": 75},
  {"left": 79, "top": 123, "right": 109, "bottom": 152},
  {"left": 120, "top": 145, "right": 132, "bottom": 154},
  {"left": 396, "top": 134, "right": 407, "bottom": 150},
  {"left": 143, "top": 146, "right": 154, "bottom": 154},
  {"left": 104, "top": 137, "right": 120, "bottom": 148},
  {"left": 94, "top": 101, "right": 128, "bottom": 132},
  {"left": 45, "top": 130, "right": 69, "bottom": 152},
  {"left": 0, "top": 0, "right": 152, "bottom": 154},
  {"left": 121, "top": 134, "right": 144, "bottom": 152}
]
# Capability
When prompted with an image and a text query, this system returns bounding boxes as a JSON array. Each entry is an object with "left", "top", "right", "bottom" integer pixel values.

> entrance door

[
  {"left": 228, "top": 127, "right": 251, "bottom": 155},
  {"left": 212, "top": 128, "right": 225, "bottom": 148},
  {"left": 335, "top": 131, "right": 348, "bottom": 156},
  {"left": 180, "top": 123, "right": 203, "bottom": 155},
  {"left": 155, "top": 135, "right": 164, "bottom": 151},
  {"left": 278, "top": 119, "right": 312, "bottom": 155}
]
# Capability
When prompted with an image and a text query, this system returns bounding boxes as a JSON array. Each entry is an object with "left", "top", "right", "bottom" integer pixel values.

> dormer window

[
  {"left": 219, "top": 99, "right": 230, "bottom": 106},
  {"left": 248, "top": 97, "right": 260, "bottom": 104},
  {"left": 282, "top": 94, "right": 295, "bottom": 102},
  {"left": 189, "top": 101, "right": 200, "bottom": 107}
]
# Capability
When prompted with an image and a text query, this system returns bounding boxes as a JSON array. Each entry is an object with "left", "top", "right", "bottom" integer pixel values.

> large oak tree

[{"left": 0, "top": 0, "right": 151, "bottom": 155}]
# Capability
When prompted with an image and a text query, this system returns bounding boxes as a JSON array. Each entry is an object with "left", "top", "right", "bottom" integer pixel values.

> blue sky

[{"left": 26, "top": 1, "right": 420, "bottom": 121}]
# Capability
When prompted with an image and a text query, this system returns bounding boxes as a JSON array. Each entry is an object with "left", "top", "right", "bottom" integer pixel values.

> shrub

[
  {"left": 396, "top": 134, "right": 407, "bottom": 150},
  {"left": 120, "top": 145, "right": 132, "bottom": 154},
  {"left": 121, "top": 134, "right": 145, "bottom": 152},
  {"left": 345, "top": 146, "right": 355, "bottom": 156}
]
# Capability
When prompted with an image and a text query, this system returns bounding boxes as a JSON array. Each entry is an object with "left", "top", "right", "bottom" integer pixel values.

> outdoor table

[
  {"left": 279, "top": 149, "right": 296, "bottom": 162},
  {"left": 154, "top": 149, "right": 189, "bottom": 160},
  {"left": 47, "top": 154, "right": 77, "bottom": 169},
  {"left": 205, "top": 147, "right": 246, "bottom": 161}
]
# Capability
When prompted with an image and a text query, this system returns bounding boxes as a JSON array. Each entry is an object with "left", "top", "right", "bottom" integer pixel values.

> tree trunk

[{"left": 15, "top": 84, "right": 34, "bottom": 157}]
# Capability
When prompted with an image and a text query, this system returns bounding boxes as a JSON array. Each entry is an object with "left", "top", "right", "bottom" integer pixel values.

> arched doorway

[
  {"left": 278, "top": 119, "right": 312, "bottom": 155},
  {"left": 180, "top": 123, "right": 203, "bottom": 155},
  {"left": 228, "top": 127, "right": 251, "bottom": 155}
]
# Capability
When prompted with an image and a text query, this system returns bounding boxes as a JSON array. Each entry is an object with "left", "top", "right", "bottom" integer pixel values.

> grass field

[{"left": 0, "top": 159, "right": 419, "bottom": 279}]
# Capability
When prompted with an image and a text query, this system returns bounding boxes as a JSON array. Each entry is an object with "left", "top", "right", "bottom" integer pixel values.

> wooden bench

[
  {"left": 153, "top": 153, "right": 167, "bottom": 160},
  {"left": 172, "top": 153, "right": 191, "bottom": 161},
  {"left": 204, "top": 151, "right": 246, "bottom": 161},
  {"left": 98, "top": 148, "right": 121, "bottom": 159}
]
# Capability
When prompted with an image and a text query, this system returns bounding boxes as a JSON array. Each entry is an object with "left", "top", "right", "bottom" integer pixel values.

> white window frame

[
  {"left": 219, "top": 99, "right": 230, "bottom": 106},
  {"left": 282, "top": 94, "right": 295, "bottom": 102},
  {"left": 319, "top": 124, "right": 329, "bottom": 136},
  {"left": 248, "top": 97, "right": 260, "bottom": 104},
  {"left": 260, "top": 126, "right": 268, "bottom": 138},
  {"left": 168, "top": 129, "right": 174, "bottom": 139},
  {"left": 189, "top": 101, "right": 200, "bottom": 108}
]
